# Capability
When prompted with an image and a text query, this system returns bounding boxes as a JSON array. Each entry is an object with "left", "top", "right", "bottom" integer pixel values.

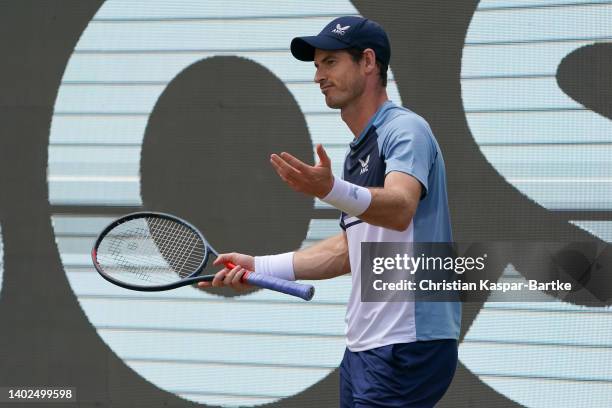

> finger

[
  {"left": 223, "top": 265, "right": 242, "bottom": 286},
  {"left": 213, "top": 253, "right": 241, "bottom": 267},
  {"left": 197, "top": 281, "right": 211, "bottom": 288},
  {"left": 270, "top": 158, "right": 290, "bottom": 182},
  {"left": 316, "top": 144, "right": 331, "bottom": 168},
  {"left": 212, "top": 269, "right": 228, "bottom": 287},
  {"left": 270, "top": 157, "right": 304, "bottom": 192},
  {"left": 280, "top": 152, "right": 310, "bottom": 172},
  {"left": 213, "top": 253, "right": 233, "bottom": 266},
  {"left": 270, "top": 154, "right": 301, "bottom": 178},
  {"left": 231, "top": 268, "right": 249, "bottom": 291},
  {"left": 270, "top": 158, "right": 302, "bottom": 187}
]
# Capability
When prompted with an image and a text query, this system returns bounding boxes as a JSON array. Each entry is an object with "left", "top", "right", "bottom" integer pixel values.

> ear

[{"left": 362, "top": 48, "right": 377, "bottom": 74}]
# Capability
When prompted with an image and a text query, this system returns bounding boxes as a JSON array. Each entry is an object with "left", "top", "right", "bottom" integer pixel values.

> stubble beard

[{"left": 324, "top": 77, "right": 365, "bottom": 110}]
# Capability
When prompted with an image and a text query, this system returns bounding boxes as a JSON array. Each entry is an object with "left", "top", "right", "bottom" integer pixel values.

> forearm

[
  {"left": 322, "top": 172, "right": 420, "bottom": 232},
  {"left": 358, "top": 187, "right": 417, "bottom": 231},
  {"left": 294, "top": 232, "right": 350, "bottom": 280}
]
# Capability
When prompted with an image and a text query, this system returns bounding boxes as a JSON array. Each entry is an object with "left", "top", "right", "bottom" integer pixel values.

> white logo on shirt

[
  {"left": 331, "top": 24, "right": 350, "bottom": 35},
  {"left": 359, "top": 154, "right": 370, "bottom": 174}
]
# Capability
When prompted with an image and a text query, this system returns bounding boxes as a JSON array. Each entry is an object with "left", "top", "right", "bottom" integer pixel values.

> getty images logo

[{"left": 332, "top": 24, "right": 350, "bottom": 35}]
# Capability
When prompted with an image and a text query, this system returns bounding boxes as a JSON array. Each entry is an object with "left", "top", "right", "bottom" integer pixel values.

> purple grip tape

[{"left": 245, "top": 272, "right": 314, "bottom": 301}]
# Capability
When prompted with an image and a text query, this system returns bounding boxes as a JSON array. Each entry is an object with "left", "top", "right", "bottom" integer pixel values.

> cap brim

[{"left": 290, "top": 35, "right": 350, "bottom": 61}]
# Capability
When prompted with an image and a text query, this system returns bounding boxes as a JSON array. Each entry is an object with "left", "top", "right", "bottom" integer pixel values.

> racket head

[{"left": 92, "top": 212, "right": 212, "bottom": 291}]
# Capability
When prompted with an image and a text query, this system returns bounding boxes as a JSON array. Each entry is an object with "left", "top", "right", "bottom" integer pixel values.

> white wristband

[
  {"left": 321, "top": 177, "right": 372, "bottom": 216},
  {"left": 254, "top": 252, "right": 296, "bottom": 281}
]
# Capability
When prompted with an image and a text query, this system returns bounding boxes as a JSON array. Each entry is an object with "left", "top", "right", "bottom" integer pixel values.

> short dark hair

[{"left": 345, "top": 47, "right": 388, "bottom": 87}]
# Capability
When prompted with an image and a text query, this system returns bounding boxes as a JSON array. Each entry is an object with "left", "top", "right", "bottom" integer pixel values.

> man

[{"left": 198, "top": 16, "right": 460, "bottom": 408}]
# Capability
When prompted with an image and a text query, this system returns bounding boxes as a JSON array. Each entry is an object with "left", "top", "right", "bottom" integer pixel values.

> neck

[{"left": 341, "top": 87, "right": 389, "bottom": 138}]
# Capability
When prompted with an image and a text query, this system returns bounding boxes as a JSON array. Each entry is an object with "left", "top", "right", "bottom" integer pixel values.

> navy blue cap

[{"left": 291, "top": 16, "right": 391, "bottom": 66}]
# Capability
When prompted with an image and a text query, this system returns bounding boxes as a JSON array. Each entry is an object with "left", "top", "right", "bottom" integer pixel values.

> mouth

[{"left": 320, "top": 85, "right": 333, "bottom": 94}]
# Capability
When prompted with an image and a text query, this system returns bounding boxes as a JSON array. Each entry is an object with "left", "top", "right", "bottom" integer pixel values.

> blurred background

[{"left": 0, "top": 0, "right": 611, "bottom": 406}]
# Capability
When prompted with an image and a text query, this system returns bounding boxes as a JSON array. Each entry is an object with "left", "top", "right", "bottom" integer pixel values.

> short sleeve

[{"left": 380, "top": 118, "right": 436, "bottom": 198}]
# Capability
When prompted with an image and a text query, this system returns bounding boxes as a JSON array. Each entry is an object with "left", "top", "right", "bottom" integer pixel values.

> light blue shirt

[{"left": 340, "top": 101, "right": 460, "bottom": 350}]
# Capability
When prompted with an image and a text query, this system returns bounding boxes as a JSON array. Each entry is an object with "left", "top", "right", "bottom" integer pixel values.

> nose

[{"left": 314, "top": 67, "right": 324, "bottom": 84}]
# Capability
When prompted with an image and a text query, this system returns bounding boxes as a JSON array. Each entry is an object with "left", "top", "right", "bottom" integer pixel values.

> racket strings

[
  {"left": 141, "top": 217, "right": 206, "bottom": 276},
  {"left": 100, "top": 220, "right": 202, "bottom": 283},
  {"left": 96, "top": 216, "right": 207, "bottom": 286},
  {"left": 147, "top": 217, "right": 204, "bottom": 277}
]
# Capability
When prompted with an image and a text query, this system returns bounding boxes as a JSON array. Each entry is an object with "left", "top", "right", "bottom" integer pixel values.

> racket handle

[
  {"left": 244, "top": 271, "right": 315, "bottom": 301},
  {"left": 224, "top": 262, "right": 315, "bottom": 301}
]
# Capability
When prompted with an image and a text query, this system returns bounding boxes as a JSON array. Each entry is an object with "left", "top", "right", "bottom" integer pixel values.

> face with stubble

[{"left": 313, "top": 48, "right": 366, "bottom": 109}]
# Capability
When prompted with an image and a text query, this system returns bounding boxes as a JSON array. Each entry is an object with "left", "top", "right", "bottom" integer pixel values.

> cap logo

[{"left": 331, "top": 24, "right": 350, "bottom": 35}]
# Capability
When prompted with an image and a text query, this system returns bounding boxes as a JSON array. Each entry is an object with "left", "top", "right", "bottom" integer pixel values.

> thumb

[
  {"left": 213, "top": 253, "right": 235, "bottom": 267},
  {"left": 316, "top": 144, "right": 331, "bottom": 168}
]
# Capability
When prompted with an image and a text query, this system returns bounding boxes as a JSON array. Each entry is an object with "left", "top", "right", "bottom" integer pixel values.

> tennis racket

[{"left": 91, "top": 212, "right": 314, "bottom": 301}]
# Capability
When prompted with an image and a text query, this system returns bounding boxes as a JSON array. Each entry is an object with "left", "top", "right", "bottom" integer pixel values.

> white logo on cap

[{"left": 332, "top": 24, "right": 350, "bottom": 35}]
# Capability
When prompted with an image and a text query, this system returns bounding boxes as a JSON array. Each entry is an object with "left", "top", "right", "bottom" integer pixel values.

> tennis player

[{"left": 199, "top": 16, "right": 460, "bottom": 407}]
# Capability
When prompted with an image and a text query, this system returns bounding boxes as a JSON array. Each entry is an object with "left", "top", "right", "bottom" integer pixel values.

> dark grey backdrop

[{"left": 0, "top": 1, "right": 609, "bottom": 407}]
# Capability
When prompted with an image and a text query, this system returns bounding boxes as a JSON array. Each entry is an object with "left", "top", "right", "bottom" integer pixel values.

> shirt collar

[{"left": 350, "top": 100, "right": 394, "bottom": 149}]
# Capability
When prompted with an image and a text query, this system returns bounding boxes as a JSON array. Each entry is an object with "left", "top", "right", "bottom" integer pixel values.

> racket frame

[
  {"left": 92, "top": 211, "right": 218, "bottom": 291},
  {"left": 92, "top": 211, "right": 315, "bottom": 301}
]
